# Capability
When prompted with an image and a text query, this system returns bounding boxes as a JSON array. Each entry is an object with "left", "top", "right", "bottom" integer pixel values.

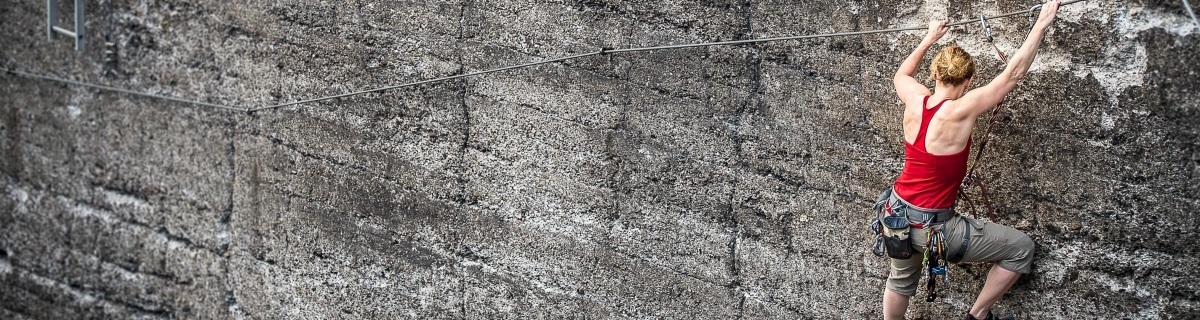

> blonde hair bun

[{"left": 931, "top": 45, "right": 976, "bottom": 86}]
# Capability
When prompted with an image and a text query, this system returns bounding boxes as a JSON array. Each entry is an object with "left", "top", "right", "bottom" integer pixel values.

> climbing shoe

[{"left": 966, "top": 311, "right": 1016, "bottom": 320}]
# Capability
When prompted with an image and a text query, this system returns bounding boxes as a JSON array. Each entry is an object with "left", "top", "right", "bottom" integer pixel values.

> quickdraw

[
  {"left": 870, "top": 188, "right": 892, "bottom": 258},
  {"left": 870, "top": 219, "right": 885, "bottom": 257},
  {"left": 923, "top": 227, "right": 949, "bottom": 302},
  {"left": 980, "top": 16, "right": 1009, "bottom": 64}
]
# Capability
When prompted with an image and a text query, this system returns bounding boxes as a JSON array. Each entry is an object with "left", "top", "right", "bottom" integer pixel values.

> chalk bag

[{"left": 883, "top": 215, "right": 915, "bottom": 259}]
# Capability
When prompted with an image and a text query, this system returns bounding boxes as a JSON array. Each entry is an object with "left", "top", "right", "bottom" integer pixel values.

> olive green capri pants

[{"left": 886, "top": 215, "right": 1035, "bottom": 296}]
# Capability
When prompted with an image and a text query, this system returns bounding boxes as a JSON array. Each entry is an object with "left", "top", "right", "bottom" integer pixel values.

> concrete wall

[{"left": 2, "top": 0, "right": 1198, "bottom": 318}]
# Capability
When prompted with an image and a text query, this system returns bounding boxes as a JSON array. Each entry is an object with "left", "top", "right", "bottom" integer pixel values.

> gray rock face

[{"left": 2, "top": 0, "right": 1198, "bottom": 318}]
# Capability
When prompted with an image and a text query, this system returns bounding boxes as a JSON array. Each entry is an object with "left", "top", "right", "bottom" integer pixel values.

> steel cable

[
  {"left": 3, "top": 67, "right": 244, "bottom": 112},
  {"left": 254, "top": 0, "right": 1086, "bottom": 111},
  {"left": 4, "top": 0, "right": 1088, "bottom": 113}
]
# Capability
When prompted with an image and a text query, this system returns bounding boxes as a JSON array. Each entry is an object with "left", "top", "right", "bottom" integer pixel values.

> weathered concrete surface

[{"left": 2, "top": 0, "right": 1198, "bottom": 318}]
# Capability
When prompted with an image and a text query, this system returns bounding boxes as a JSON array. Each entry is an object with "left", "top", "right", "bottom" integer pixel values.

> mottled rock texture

[{"left": 2, "top": 0, "right": 1199, "bottom": 318}]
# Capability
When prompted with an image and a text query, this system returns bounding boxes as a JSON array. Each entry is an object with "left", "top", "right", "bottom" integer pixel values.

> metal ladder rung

[
  {"left": 47, "top": 0, "right": 85, "bottom": 50},
  {"left": 52, "top": 26, "right": 77, "bottom": 38}
]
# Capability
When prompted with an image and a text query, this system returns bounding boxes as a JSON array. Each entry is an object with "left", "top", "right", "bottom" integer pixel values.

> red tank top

[{"left": 893, "top": 96, "right": 971, "bottom": 210}]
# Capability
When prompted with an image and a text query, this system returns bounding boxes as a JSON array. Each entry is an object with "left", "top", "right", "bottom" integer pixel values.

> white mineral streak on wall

[
  {"left": 1038, "top": 2, "right": 1196, "bottom": 107},
  {"left": 891, "top": 1, "right": 1196, "bottom": 108},
  {"left": 103, "top": 187, "right": 148, "bottom": 207},
  {"left": 0, "top": 256, "right": 11, "bottom": 275},
  {"left": 10, "top": 187, "right": 30, "bottom": 214}
]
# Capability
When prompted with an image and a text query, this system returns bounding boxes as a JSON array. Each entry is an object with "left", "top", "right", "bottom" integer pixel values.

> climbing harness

[
  {"left": 869, "top": 191, "right": 967, "bottom": 302},
  {"left": 870, "top": 188, "right": 963, "bottom": 259}
]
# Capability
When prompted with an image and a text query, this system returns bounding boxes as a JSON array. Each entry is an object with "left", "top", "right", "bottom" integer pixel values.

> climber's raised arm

[
  {"left": 957, "top": 0, "right": 1060, "bottom": 118},
  {"left": 894, "top": 19, "right": 949, "bottom": 106}
]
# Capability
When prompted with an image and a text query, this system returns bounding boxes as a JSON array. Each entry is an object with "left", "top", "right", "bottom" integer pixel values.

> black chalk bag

[{"left": 882, "top": 215, "right": 915, "bottom": 259}]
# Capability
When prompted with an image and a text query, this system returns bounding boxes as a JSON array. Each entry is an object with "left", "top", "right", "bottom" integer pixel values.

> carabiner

[
  {"left": 980, "top": 15, "right": 994, "bottom": 43},
  {"left": 979, "top": 15, "right": 1010, "bottom": 64},
  {"left": 1029, "top": 3, "right": 1043, "bottom": 24}
]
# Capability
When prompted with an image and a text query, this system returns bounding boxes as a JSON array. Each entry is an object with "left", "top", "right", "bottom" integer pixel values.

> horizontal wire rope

[
  {"left": 4, "top": 0, "right": 1087, "bottom": 114},
  {"left": 252, "top": 0, "right": 1086, "bottom": 111},
  {"left": 3, "top": 67, "right": 245, "bottom": 112}
]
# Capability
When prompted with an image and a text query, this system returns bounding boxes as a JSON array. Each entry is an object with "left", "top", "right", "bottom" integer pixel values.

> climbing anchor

[{"left": 981, "top": 15, "right": 1009, "bottom": 64}]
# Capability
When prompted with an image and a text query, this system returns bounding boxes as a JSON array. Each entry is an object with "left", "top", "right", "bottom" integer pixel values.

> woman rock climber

[{"left": 882, "top": 1, "right": 1060, "bottom": 319}]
